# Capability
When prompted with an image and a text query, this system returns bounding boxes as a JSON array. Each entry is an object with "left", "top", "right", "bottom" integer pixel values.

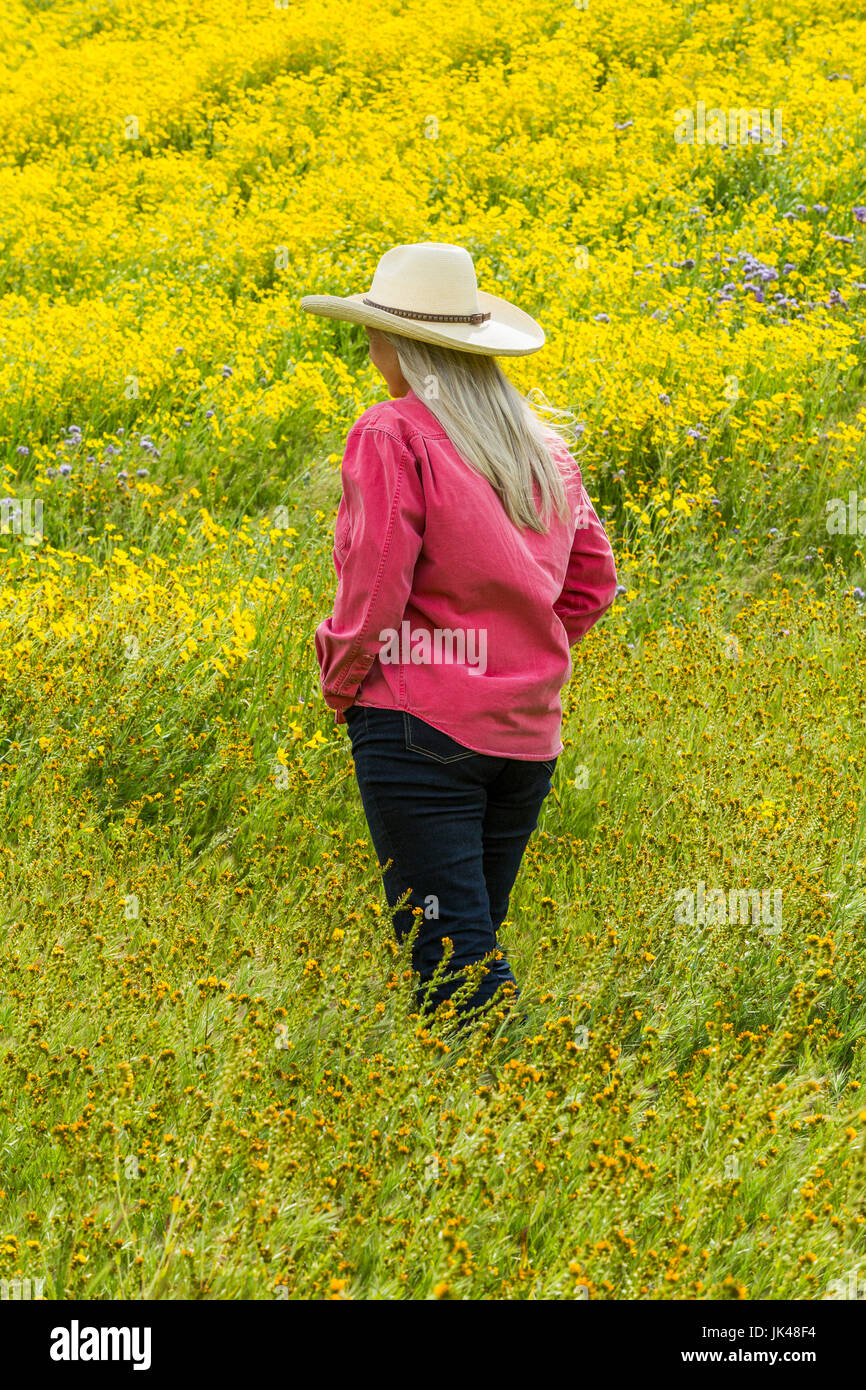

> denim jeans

[{"left": 344, "top": 705, "right": 557, "bottom": 1020}]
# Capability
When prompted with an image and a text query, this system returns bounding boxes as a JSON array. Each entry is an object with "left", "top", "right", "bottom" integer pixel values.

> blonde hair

[{"left": 381, "top": 330, "right": 577, "bottom": 534}]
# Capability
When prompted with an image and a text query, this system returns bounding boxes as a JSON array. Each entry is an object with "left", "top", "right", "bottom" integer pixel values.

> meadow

[{"left": 0, "top": 0, "right": 865, "bottom": 1300}]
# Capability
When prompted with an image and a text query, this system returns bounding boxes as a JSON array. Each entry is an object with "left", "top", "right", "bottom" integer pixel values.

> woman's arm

[
  {"left": 315, "top": 424, "right": 426, "bottom": 711},
  {"left": 553, "top": 480, "right": 618, "bottom": 645}
]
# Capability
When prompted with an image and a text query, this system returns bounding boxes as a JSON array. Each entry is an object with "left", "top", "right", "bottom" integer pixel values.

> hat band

[{"left": 362, "top": 296, "right": 491, "bottom": 326}]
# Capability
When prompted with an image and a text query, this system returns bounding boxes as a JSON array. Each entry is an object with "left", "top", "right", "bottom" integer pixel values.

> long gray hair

[{"left": 381, "top": 330, "right": 577, "bottom": 534}]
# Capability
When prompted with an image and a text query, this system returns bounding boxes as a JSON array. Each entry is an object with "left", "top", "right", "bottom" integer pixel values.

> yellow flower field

[{"left": 0, "top": 0, "right": 864, "bottom": 1301}]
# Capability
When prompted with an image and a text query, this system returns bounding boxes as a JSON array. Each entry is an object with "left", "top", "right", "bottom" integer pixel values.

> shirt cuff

[{"left": 322, "top": 686, "right": 356, "bottom": 712}]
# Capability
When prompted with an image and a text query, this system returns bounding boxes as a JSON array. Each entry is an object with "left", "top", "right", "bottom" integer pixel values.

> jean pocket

[
  {"left": 403, "top": 712, "right": 477, "bottom": 763},
  {"left": 541, "top": 758, "right": 557, "bottom": 776}
]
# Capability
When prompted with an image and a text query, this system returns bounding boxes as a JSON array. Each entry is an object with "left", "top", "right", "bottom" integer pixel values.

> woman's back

[{"left": 316, "top": 387, "right": 617, "bottom": 759}]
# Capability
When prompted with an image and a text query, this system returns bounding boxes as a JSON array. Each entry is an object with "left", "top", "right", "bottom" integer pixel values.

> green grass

[{"left": 1, "top": 482, "right": 865, "bottom": 1296}]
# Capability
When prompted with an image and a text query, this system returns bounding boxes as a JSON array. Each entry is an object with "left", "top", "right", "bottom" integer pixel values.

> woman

[{"left": 301, "top": 242, "right": 617, "bottom": 1026}]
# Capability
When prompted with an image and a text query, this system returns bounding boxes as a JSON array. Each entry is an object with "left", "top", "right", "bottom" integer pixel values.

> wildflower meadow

[{"left": 1, "top": 0, "right": 865, "bottom": 1314}]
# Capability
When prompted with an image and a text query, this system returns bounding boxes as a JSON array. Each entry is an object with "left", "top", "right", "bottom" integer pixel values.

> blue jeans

[{"left": 344, "top": 705, "right": 557, "bottom": 1020}]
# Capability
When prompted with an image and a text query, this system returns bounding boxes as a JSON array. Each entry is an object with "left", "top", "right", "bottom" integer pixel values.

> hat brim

[{"left": 299, "top": 288, "right": 544, "bottom": 356}]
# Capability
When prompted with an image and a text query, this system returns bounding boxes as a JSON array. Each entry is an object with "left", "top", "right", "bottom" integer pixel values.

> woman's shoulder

[
  {"left": 349, "top": 390, "right": 442, "bottom": 443},
  {"left": 351, "top": 397, "right": 402, "bottom": 432}
]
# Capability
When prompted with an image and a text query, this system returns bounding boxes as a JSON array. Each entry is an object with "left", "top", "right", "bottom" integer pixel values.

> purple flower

[
  {"left": 828, "top": 288, "right": 848, "bottom": 308},
  {"left": 854, "top": 207, "right": 866, "bottom": 224},
  {"left": 135, "top": 467, "right": 149, "bottom": 478},
  {"left": 813, "top": 203, "right": 828, "bottom": 214},
  {"left": 853, "top": 587, "right": 866, "bottom": 601},
  {"left": 783, "top": 262, "right": 796, "bottom": 275},
  {"left": 658, "top": 393, "right": 671, "bottom": 405},
  {"left": 593, "top": 312, "right": 610, "bottom": 323},
  {"left": 740, "top": 254, "right": 778, "bottom": 285},
  {"left": 221, "top": 365, "right": 233, "bottom": 378},
  {"left": 117, "top": 470, "right": 129, "bottom": 481},
  {"left": 16, "top": 445, "right": 29, "bottom": 457},
  {"left": 46, "top": 467, "right": 56, "bottom": 478},
  {"left": 58, "top": 463, "right": 72, "bottom": 476},
  {"left": 205, "top": 409, "right": 214, "bottom": 419}
]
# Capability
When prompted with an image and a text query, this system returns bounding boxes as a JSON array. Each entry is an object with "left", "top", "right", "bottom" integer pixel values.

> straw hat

[{"left": 300, "top": 241, "right": 545, "bottom": 356}]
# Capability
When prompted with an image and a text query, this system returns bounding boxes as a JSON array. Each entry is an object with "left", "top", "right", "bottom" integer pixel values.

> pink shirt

[{"left": 315, "top": 389, "right": 618, "bottom": 759}]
